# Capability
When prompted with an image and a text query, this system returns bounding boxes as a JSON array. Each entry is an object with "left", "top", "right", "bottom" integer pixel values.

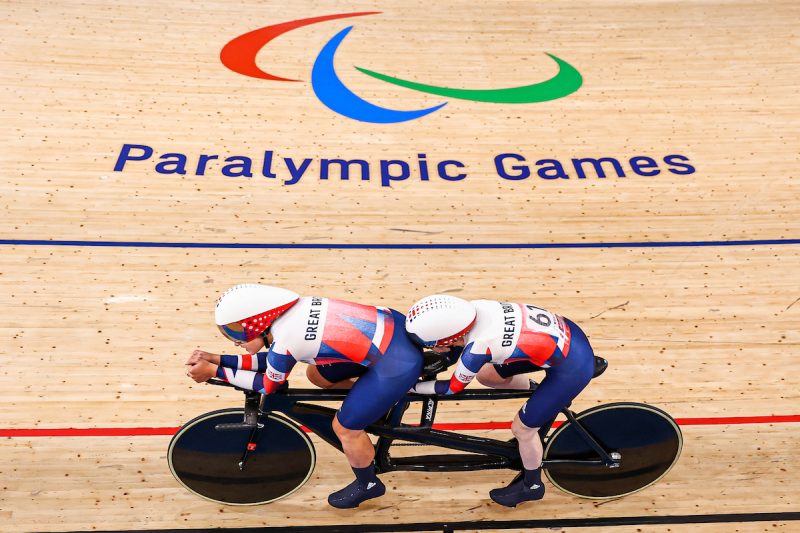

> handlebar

[{"left": 206, "top": 378, "right": 246, "bottom": 391}]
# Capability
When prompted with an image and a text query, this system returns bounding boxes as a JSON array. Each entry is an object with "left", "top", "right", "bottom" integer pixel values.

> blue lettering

[
  {"left": 664, "top": 154, "right": 695, "bottom": 175},
  {"left": 112, "top": 146, "right": 692, "bottom": 186},
  {"left": 418, "top": 154, "right": 430, "bottom": 181},
  {"left": 380, "top": 159, "right": 410, "bottom": 187},
  {"left": 495, "top": 153, "right": 529, "bottom": 180},
  {"left": 571, "top": 157, "right": 625, "bottom": 179},
  {"left": 629, "top": 156, "right": 661, "bottom": 177},
  {"left": 155, "top": 153, "right": 187, "bottom": 175},
  {"left": 196, "top": 154, "right": 219, "bottom": 176},
  {"left": 262, "top": 151, "right": 276, "bottom": 178},
  {"left": 284, "top": 157, "right": 313, "bottom": 185},
  {"left": 535, "top": 159, "right": 569, "bottom": 180},
  {"left": 320, "top": 159, "right": 369, "bottom": 181},
  {"left": 114, "top": 144, "right": 153, "bottom": 171},
  {"left": 221, "top": 156, "right": 253, "bottom": 178},
  {"left": 437, "top": 160, "right": 466, "bottom": 181}
]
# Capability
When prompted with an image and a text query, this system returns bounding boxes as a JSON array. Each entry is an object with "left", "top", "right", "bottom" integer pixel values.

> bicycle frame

[{"left": 222, "top": 384, "right": 621, "bottom": 475}]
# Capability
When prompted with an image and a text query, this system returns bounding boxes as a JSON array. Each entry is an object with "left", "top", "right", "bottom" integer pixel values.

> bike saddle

[{"left": 593, "top": 356, "right": 608, "bottom": 378}]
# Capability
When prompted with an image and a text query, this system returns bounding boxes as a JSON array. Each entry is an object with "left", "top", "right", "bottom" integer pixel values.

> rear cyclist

[
  {"left": 186, "top": 284, "right": 422, "bottom": 508},
  {"left": 406, "top": 294, "right": 597, "bottom": 507}
]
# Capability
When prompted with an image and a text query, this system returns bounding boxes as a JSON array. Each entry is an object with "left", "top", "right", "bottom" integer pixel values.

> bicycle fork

[{"left": 542, "top": 409, "right": 621, "bottom": 468}]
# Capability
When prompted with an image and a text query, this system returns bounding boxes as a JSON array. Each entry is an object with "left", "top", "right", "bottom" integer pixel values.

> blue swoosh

[{"left": 311, "top": 26, "right": 446, "bottom": 124}]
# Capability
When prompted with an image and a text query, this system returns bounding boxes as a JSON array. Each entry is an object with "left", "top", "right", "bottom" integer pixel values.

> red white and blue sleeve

[
  {"left": 219, "top": 352, "right": 269, "bottom": 372},
  {"left": 215, "top": 348, "right": 297, "bottom": 395},
  {"left": 413, "top": 342, "right": 492, "bottom": 395}
]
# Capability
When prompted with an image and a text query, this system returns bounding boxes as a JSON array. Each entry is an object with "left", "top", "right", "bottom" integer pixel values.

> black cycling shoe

[
  {"left": 489, "top": 477, "right": 545, "bottom": 507},
  {"left": 327, "top": 477, "right": 386, "bottom": 509}
]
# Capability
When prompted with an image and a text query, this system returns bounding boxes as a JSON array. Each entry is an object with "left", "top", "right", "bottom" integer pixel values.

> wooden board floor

[{"left": 1, "top": 0, "right": 798, "bottom": 531}]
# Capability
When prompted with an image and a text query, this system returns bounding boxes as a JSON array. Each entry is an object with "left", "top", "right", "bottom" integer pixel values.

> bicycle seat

[{"left": 592, "top": 356, "right": 608, "bottom": 378}]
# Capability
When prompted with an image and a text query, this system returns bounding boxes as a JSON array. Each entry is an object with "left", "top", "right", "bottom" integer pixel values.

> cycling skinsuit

[
  {"left": 215, "top": 297, "right": 422, "bottom": 430},
  {"left": 419, "top": 300, "right": 595, "bottom": 428}
]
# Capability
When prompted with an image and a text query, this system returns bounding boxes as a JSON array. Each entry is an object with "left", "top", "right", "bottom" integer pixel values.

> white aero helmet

[
  {"left": 406, "top": 294, "right": 477, "bottom": 347},
  {"left": 215, "top": 284, "right": 299, "bottom": 342}
]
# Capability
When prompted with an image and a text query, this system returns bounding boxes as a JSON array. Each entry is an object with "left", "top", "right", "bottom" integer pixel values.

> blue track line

[
  {"left": 1, "top": 238, "right": 799, "bottom": 250},
  {"left": 59, "top": 511, "right": 800, "bottom": 532}
]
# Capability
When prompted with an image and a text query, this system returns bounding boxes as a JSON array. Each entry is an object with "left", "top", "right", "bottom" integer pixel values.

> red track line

[
  {"left": 0, "top": 427, "right": 180, "bottom": 437},
  {"left": 674, "top": 415, "right": 800, "bottom": 425},
  {"left": 1, "top": 414, "right": 799, "bottom": 438}
]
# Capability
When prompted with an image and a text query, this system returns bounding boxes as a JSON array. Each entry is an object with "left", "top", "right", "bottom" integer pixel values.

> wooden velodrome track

[{"left": 1, "top": 0, "right": 799, "bottom": 531}]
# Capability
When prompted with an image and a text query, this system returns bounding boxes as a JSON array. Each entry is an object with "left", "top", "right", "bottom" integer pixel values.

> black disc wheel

[
  {"left": 168, "top": 409, "right": 316, "bottom": 505},
  {"left": 543, "top": 402, "right": 682, "bottom": 499}
]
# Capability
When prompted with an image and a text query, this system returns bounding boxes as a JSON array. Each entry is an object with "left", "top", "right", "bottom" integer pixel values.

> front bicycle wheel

[
  {"left": 543, "top": 402, "right": 681, "bottom": 499},
  {"left": 168, "top": 408, "right": 316, "bottom": 505}
]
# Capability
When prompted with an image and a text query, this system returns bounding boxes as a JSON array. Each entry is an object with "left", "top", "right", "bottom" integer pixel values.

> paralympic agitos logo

[{"left": 220, "top": 12, "right": 583, "bottom": 124}]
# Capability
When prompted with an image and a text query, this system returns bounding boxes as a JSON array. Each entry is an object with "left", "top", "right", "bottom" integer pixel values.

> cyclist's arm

[
  {"left": 219, "top": 352, "right": 269, "bottom": 371},
  {"left": 216, "top": 350, "right": 297, "bottom": 394},
  {"left": 414, "top": 342, "right": 491, "bottom": 395}
]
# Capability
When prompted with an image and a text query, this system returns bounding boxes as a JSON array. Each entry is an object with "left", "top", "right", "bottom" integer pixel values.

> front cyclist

[
  {"left": 185, "top": 284, "right": 422, "bottom": 508},
  {"left": 406, "top": 294, "right": 596, "bottom": 507}
]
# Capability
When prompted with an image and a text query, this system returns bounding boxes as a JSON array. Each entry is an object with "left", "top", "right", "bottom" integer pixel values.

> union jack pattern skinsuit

[
  {"left": 214, "top": 296, "right": 422, "bottom": 430},
  {"left": 215, "top": 296, "right": 394, "bottom": 393},
  {"left": 415, "top": 299, "right": 597, "bottom": 429},
  {"left": 415, "top": 300, "right": 572, "bottom": 395}
]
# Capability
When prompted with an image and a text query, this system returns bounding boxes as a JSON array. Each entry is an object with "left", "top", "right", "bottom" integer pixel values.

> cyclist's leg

[
  {"left": 329, "top": 368, "right": 393, "bottom": 508},
  {"left": 517, "top": 320, "right": 595, "bottom": 451},
  {"left": 307, "top": 362, "right": 367, "bottom": 389},
  {"left": 329, "top": 310, "right": 422, "bottom": 508},
  {"left": 492, "top": 319, "right": 595, "bottom": 506},
  {"left": 337, "top": 310, "right": 422, "bottom": 430},
  {"left": 477, "top": 359, "right": 540, "bottom": 389}
]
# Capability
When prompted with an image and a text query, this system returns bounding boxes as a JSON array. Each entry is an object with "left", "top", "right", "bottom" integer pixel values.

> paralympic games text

[{"left": 113, "top": 144, "right": 695, "bottom": 187}]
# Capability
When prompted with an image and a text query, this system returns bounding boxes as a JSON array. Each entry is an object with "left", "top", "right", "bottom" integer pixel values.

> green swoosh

[{"left": 355, "top": 53, "right": 582, "bottom": 104}]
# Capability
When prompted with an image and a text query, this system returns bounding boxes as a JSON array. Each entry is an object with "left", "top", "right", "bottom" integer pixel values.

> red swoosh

[{"left": 220, "top": 12, "right": 381, "bottom": 82}]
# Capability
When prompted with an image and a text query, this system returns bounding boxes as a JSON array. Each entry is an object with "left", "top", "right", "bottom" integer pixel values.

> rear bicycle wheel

[
  {"left": 168, "top": 408, "right": 316, "bottom": 505},
  {"left": 543, "top": 402, "right": 681, "bottom": 499}
]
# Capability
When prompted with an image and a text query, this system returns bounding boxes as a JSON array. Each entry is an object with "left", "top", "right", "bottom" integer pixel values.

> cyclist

[
  {"left": 186, "top": 284, "right": 422, "bottom": 508},
  {"left": 405, "top": 294, "right": 596, "bottom": 507}
]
